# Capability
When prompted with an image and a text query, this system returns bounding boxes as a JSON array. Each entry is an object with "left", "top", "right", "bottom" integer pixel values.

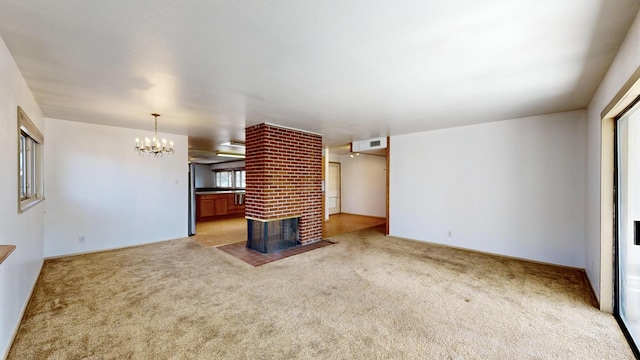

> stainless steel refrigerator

[{"left": 188, "top": 163, "right": 196, "bottom": 236}]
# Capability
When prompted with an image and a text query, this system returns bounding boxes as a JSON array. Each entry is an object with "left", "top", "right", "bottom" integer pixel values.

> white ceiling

[{"left": 0, "top": 1, "right": 638, "bottom": 161}]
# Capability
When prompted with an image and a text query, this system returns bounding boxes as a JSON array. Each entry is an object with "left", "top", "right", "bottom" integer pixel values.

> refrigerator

[{"left": 188, "top": 163, "right": 196, "bottom": 236}]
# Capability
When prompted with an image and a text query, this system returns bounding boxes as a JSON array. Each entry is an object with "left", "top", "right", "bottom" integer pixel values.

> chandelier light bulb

[{"left": 134, "top": 113, "right": 175, "bottom": 158}]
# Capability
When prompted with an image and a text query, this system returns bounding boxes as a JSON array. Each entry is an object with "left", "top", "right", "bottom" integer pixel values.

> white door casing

[{"left": 328, "top": 162, "right": 340, "bottom": 215}]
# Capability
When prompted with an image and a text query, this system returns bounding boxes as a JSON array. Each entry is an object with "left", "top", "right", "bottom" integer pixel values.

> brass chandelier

[{"left": 135, "top": 113, "right": 174, "bottom": 157}]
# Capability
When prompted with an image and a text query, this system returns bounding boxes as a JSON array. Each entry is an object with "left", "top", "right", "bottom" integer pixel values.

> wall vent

[{"left": 351, "top": 137, "right": 387, "bottom": 152}]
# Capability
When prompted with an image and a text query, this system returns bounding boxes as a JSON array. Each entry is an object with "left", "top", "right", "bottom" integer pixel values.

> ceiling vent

[{"left": 351, "top": 137, "right": 387, "bottom": 152}]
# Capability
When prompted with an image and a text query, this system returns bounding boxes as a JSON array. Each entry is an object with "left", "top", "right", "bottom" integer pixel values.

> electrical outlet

[
  {"left": 79, "top": 236, "right": 85, "bottom": 243},
  {"left": 447, "top": 231, "right": 452, "bottom": 237}
]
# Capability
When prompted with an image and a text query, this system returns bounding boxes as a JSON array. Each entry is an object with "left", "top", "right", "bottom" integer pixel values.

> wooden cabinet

[
  {"left": 200, "top": 198, "right": 216, "bottom": 217},
  {"left": 196, "top": 193, "right": 244, "bottom": 221},
  {"left": 226, "top": 193, "right": 246, "bottom": 215},
  {"left": 214, "top": 198, "right": 228, "bottom": 216}
]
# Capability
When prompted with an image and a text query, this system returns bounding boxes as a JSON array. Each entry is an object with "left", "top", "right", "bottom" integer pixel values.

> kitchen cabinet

[
  {"left": 226, "top": 193, "right": 245, "bottom": 215},
  {"left": 214, "top": 198, "right": 228, "bottom": 215},
  {"left": 200, "top": 197, "right": 216, "bottom": 217},
  {"left": 196, "top": 192, "right": 245, "bottom": 221}
]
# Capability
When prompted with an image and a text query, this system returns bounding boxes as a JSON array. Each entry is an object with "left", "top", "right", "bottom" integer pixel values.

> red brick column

[{"left": 245, "top": 123, "right": 323, "bottom": 244}]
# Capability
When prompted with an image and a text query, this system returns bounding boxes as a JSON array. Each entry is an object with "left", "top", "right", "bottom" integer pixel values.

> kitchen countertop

[{"left": 196, "top": 190, "right": 246, "bottom": 195}]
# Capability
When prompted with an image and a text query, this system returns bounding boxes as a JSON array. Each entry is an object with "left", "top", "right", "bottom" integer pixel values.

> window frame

[
  {"left": 17, "top": 106, "right": 44, "bottom": 213},
  {"left": 234, "top": 169, "right": 246, "bottom": 188},
  {"left": 213, "top": 168, "right": 246, "bottom": 189}
]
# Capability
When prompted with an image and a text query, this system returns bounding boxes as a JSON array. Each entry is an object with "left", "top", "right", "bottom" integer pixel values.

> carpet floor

[{"left": 8, "top": 226, "right": 634, "bottom": 359}]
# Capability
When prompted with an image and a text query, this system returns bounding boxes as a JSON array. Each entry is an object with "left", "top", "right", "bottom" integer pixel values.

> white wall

[
  {"left": 328, "top": 154, "right": 341, "bottom": 163},
  {"left": 586, "top": 9, "right": 640, "bottom": 305},
  {"left": 390, "top": 110, "right": 586, "bottom": 268},
  {"left": 0, "top": 37, "right": 46, "bottom": 359},
  {"left": 340, "top": 154, "right": 386, "bottom": 217},
  {"left": 194, "top": 164, "right": 212, "bottom": 188},
  {"left": 44, "top": 118, "right": 188, "bottom": 257}
]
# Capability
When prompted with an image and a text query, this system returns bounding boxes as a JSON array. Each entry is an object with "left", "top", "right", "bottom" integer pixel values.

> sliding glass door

[{"left": 616, "top": 100, "right": 640, "bottom": 356}]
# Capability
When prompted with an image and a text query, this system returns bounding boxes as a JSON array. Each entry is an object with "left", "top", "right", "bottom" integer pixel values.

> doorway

[
  {"left": 615, "top": 97, "right": 640, "bottom": 357},
  {"left": 328, "top": 162, "right": 341, "bottom": 215}
]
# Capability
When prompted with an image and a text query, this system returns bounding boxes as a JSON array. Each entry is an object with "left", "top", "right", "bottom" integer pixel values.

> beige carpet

[{"left": 8, "top": 226, "right": 634, "bottom": 359}]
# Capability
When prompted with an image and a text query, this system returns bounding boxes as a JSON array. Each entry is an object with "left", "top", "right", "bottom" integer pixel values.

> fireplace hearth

[{"left": 246, "top": 216, "right": 300, "bottom": 253}]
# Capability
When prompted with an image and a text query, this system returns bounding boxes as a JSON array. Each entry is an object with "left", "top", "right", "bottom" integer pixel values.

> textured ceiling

[{"left": 0, "top": 1, "right": 638, "bottom": 161}]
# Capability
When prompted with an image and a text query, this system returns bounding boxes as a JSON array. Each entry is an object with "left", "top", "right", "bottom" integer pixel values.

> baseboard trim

[
  {"left": 386, "top": 233, "right": 585, "bottom": 271},
  {"left": 2, "top": 259, "right": 44, "bottom": 360},
  {"left": 44, "top": 236, "right": 188, "bottom": 260},
  {"left": 584, "top": 270, "right": 603, "bottom": 311}
]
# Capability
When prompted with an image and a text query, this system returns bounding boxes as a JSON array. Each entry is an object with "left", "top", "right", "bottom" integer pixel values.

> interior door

[
  {"left": 616, "top": 100, "right": 640, "bottom": 356},
  {"left": 328, "top": 162, "right": 341, "bottom": 215}
]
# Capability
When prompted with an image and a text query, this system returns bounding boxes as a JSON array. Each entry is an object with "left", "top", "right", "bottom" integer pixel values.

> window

[
  {"left": 17, "top": 106, "right": 44, "bottom": 213},
  {"left": 214, "top": 169, "right": 245, "bottom": 188},
  {"left": 235, "top": 170, "right": 246, "bottom": 188},
  {"left": 215, "top": 171, "right": 233, "bottom": 188}
]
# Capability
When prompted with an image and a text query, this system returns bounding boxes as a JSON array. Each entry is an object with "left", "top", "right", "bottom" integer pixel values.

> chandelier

[{"left": 135, "top": 113, "right": 174, "bottom": 157}]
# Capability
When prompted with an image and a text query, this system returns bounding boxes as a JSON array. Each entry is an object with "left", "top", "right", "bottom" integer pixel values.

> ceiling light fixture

[
  {"left": 350, "top": 152, "right": 360, "bottom": 158},
  {"left": 221, "top": 140, "right": 246, "bottom": 148},
  {"left": 216, "top": 151, "right": 245, "bottom": 159},
  {"left": 135, "top": 113, "right": 174, "bottom": 157}
]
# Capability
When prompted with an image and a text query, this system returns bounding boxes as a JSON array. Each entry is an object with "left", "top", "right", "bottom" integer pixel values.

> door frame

[
  {"left": 386, "top": 136, "right": 390, "bottom": 235},
  {"left": 613, "top": 98, "right": 640, "bottom": 359},
  {"left": 328, "top": 161, "right": 341, "bottom": 215},
  {"left": 601, "top": 65, "right": 640, "bottom": 313},
  {"left": 602, "top": 65, "right": 640, "bottom": 358}
]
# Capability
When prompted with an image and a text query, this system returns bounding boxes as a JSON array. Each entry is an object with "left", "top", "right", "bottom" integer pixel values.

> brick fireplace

[
  {"left": 245, "top": 123, "right": 323, "bottom": 252},
  {"left": 246, "top": 216, "right": 299, "bottom": 254}
]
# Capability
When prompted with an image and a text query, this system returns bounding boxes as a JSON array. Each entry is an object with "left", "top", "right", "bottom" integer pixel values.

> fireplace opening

[{"left": 246, "top": 217, "right": 300, "bottom": 253}]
